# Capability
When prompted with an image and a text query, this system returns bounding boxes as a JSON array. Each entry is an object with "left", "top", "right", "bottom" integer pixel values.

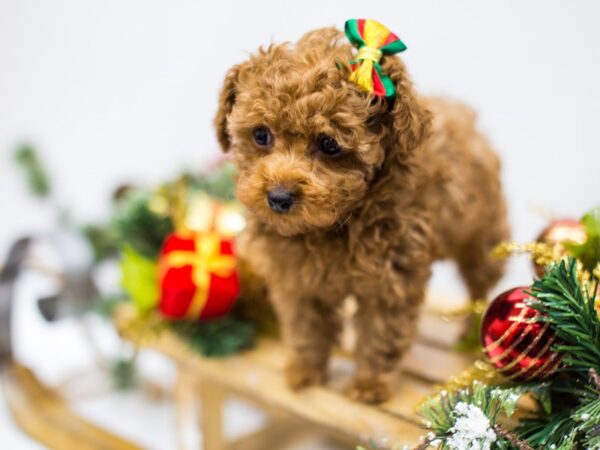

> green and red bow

[{"left": 344, "top": 19, "right": 407, "bottom": 97}]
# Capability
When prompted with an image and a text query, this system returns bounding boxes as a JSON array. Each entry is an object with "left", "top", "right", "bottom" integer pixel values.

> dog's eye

[
  {"left": 317, "top": 135, "right": 342, "bottom": 156},
  {"left": 253, "top": 127, "right": 273, "bottom": 148}
]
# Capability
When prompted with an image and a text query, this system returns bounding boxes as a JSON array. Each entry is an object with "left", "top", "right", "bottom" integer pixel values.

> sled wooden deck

[{"left": 115, "top": 298, "right": 475, "bottom": 450}]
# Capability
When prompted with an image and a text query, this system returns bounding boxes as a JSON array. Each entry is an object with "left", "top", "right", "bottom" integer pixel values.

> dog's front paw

[
  {"left": 285, "top": 358, "right": 326, "bottom": 391},
  {"left": 346, "top": 375, "right": 392, "bottom": 404}
]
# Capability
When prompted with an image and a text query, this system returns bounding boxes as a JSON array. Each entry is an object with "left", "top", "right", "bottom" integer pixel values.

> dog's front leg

[
  {"left": 270, "top": 288, "right": 340, "bottom": 390},
  {"left": 348, "top": 269, "right": 429, "bottom": 404}
]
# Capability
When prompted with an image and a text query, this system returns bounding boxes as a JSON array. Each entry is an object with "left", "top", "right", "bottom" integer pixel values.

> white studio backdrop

[{"left": 1, "top": 0, "right": 599, "bottom": 293}]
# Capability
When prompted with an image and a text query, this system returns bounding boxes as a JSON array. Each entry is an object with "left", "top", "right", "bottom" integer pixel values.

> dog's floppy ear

[
  {"left": 214, "top": 65, "right": 240, "bottom": 152},
  {"left": 380, "top": 56, "right": 432, "bottom": 161}
]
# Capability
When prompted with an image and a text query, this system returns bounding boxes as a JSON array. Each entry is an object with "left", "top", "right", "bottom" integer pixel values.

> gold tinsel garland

[
  {"left": 433, "top": 359, "right": 507, "bottom": 394},
  {"left": 492, "top": 241, "right": 560, "bottom": 268}
]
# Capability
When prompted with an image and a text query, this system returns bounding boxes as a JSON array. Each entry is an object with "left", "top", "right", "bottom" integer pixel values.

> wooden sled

[
  {"left": 0, "top": 238, "right": 142, "bottom": 450},
  {"left": 1, "top": 363, "right": 142, "bottom": 450},
  {"left": 114, "top": 298, "right": 475, "bottom": 450}
]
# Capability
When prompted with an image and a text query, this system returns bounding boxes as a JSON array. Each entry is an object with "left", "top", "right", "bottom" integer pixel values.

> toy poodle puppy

[{"left": 214, "top": 21, "right": 508, "bottom": 403}]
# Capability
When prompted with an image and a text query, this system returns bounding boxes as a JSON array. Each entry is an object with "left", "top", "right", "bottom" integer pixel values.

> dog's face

[{"left": 215, "top": 28, "right": 430, "bottom": 236}]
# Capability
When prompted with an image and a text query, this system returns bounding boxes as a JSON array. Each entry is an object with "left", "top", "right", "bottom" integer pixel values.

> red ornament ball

[
  {"left": 534, "top": 219, "right": 587, "bottom": 278},
  {"left": 481, "top": 287, "right": 563, "bottom": 381}
]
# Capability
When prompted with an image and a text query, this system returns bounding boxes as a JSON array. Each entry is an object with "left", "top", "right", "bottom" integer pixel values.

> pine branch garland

[
  {"left": 418, "top": 381, "right": 524, "bottom": 449},
  {"left": 492, "top": 425, "right": 533, "bottom": 450},
  {"left": 529, "top": 259, "right": 600, "bottom": 375},
  {"left": 13, "top": 144, "right": 51, "bottom": 197},
  {"left": 418, "top": 256, "right": 600, "bottom": 449},
  {"left": 515, "top": 259, "right": 600, "bottom": 448},
  {"left": 170, "top": 313, "right": 256, "bottom": 357},
  {"left": 112, "top": 192, "right": 173, "bottom": 259}
]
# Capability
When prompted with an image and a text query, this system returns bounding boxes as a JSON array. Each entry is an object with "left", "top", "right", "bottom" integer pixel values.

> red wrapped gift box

[{"left": 158, "top": 232, "right": 240, "bottom": 320}]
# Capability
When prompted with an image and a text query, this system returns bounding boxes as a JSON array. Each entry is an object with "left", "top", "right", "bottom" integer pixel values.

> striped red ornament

[{"left": 481, "top": 287, "right": 563, "bottom": 381}]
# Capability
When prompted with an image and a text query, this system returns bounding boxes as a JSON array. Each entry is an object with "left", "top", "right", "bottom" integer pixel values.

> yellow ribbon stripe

[{"left": 349, "top": 20, "right": 392, "bottom": 93}]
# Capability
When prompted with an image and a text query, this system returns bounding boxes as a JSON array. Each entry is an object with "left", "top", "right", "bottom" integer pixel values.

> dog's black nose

[{"left": 267, "top": 188, "right": 296, "bottom": 213}]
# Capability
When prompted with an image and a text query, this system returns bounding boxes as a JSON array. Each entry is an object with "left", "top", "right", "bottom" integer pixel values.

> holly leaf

[
  {"left": 120, "top": 245, "right": 159, "bottom": 312},
  {"left": 564, "top": 206, "right": 600, "bottom": 272}
]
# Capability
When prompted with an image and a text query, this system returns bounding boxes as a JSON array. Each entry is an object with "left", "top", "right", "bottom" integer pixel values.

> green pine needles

[
  {"left": 418, "top": 381, "right": 524, "bottom": 450},
  {"left": 14, "top": 144, "right": 51, "bottom": 198},
  {"left": 170, "top": 314, "right": 256, "bottom": 357},
  {"left": 112, "top": 192, "right": 174, "bottom": 259},
  {"left": 419, "top": 258, "right": 600, "bottom": 450},
  {"left": 529, "top": 260, "right": 600, "bottom": 376},
  {"left": 518, "top": 259, "right": 600, "bottom": 449}
]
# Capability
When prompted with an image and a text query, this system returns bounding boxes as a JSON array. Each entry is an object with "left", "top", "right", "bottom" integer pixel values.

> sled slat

[{"left": 116, "top": 303, "right": 475, "bottom": 449}]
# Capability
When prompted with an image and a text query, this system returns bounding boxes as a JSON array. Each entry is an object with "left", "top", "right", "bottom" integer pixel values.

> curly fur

[{"left": 214, "top": 26, "right": 509, "bottom": 403}]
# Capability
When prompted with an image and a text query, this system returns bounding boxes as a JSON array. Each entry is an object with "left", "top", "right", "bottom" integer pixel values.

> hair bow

[{"left": 344, "top": 19, "right": 407, "bottom": 98}]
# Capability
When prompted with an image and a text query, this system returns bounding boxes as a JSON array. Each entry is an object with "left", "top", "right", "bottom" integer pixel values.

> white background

[
  {"left": 1, "top": 0, "right": 600, "bottom": 287},
  {"left": 0, "top": 1, "right": 599, "bottom": 448}
]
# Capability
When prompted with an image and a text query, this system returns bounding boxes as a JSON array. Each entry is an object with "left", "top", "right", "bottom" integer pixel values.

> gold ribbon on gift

[{"left": 164, "top": 232, "right": 237, "bottom": 319}]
